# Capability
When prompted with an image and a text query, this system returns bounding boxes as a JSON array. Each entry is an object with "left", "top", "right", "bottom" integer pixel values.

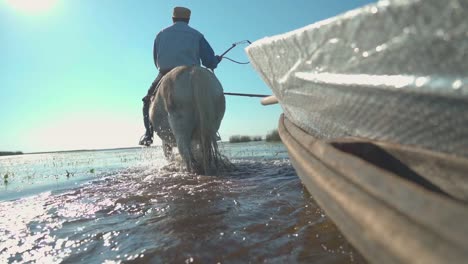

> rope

[
  {"left": 219, "top": 40, "right": 252, "bottom": 65},
  {"left": 222, "top": 56, "right": 250, "bottom": 65},
  {"left": 224, "top": 92, "right": 270, "bottom": 98}
]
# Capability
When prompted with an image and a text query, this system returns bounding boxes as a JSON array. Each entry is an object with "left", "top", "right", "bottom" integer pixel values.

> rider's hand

[{"left": 216, "top": 55, "right": 222, "bottom": 62}]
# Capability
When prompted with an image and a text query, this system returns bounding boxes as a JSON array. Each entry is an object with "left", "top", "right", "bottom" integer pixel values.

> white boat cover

[{"left": 246, "top": 0, "right": 468, "bottom": 158}]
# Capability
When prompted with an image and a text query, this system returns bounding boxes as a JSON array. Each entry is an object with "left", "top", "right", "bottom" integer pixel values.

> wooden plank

[{"left": 278, "top": 114, "right": 468, "bottom": 264}]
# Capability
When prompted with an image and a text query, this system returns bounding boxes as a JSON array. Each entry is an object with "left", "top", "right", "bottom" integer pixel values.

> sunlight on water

[{"left": 0, "top": 142, "right": 366, "bottom": 263}]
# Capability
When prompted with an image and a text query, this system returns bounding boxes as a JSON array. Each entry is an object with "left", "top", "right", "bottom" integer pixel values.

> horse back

[
  {"left": 159, "top": 66, "right": 223, "bottom": 112},
  {"left": 158, "top": 66, "right": 190, "bottom": 112}
]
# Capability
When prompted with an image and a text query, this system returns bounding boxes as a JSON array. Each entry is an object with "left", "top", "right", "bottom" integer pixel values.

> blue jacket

[{"left": 153, "top": 22, "right": 219, "bottom": 71}]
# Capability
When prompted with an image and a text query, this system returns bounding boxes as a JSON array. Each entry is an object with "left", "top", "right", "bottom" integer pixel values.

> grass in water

[{"left": 3, "top": 172, "right": 9, "bottom": 185}]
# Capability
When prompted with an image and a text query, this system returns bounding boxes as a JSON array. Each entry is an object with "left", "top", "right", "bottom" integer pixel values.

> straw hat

[{"left": 173, "top": 7, "right": 191, "bottom": 19}]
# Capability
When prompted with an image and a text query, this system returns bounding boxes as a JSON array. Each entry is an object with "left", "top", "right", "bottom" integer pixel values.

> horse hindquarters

[
  {"left": 191, "top": 68, "right": 225, "bottom": 174},
  {"left": 166, "top": 69, "right": 198, "bottom": 171},
  {"left": 157, "top": 66, "right": 225, "bottom": 174}
]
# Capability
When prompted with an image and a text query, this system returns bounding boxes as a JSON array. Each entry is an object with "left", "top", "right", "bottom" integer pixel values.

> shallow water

[{"left": 0, "top": 142, "right": 366, "bottom": 263}]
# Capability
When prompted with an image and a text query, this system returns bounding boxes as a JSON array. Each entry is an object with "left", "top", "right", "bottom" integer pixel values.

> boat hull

[{"left": 279, "top": 114, "right": 468, "bottom": 264}]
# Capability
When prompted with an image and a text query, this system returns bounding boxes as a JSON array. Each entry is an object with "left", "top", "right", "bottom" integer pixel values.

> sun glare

[{"left": 6, "top": 0, "right": 58, "bottom": 13}]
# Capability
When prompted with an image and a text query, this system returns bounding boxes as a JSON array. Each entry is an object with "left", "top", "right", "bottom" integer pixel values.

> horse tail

[{"left": 191, "top": 67, "right": 224, "bottom": 174}]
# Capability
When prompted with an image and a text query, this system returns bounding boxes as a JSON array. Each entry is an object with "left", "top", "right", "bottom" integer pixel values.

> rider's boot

[
  {"left": 139, "top": 134, "right": 153, "bottom": 147},
  {"left": 139, "top": 96, "right": 154, "bottom": 147}
]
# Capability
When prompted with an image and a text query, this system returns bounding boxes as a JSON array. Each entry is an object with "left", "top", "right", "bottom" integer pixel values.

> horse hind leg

[
  {"left": 175, "top": 130, "right": 199, "bottom": 172},
  {"left": 169, "top": 110, "right": 198, "bottom": 172},
  {"left": 162, "top": 141, "right": 173, "bottom": 160}
]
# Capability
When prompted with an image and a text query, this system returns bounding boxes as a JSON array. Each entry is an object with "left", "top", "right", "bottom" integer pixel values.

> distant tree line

[
  {"left": 265, "top": 130, "right": 281, "bottom": 142},
  {"left": 229, "top": 129, "right": 282, "bottom": 143},
  {"left": 0, "top": 151, "right": 23, "bottom": 156},
  {"left": 229, "top": 135, "right": 262, "bottom": 143}
]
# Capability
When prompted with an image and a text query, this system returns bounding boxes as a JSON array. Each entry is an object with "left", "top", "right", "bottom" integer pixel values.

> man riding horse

[{"left": 139, "top": 6, "right": 222, "bottom": 146}]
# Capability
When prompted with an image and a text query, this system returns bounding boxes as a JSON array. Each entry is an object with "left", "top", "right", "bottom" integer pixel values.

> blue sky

[{"left": 0, "top": 0, "right": 375, "bottom": 152}]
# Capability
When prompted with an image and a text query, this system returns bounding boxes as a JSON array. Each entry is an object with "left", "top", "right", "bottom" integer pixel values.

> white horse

[{"left": 149, "top": 66, "right": 226, "bottom": 175}]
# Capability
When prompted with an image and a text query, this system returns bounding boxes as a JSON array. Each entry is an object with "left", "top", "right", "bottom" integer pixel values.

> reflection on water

[{"left": 0, "top": 142, "right": 366, "bottom": 263}]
